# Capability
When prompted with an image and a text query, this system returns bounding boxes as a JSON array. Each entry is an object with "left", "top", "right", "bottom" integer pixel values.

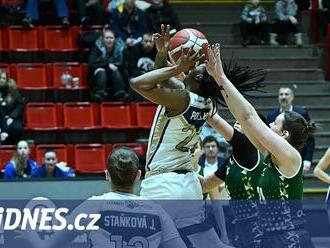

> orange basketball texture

[{"left": 169, "top": 28, "right": 209, "bottom": 63}]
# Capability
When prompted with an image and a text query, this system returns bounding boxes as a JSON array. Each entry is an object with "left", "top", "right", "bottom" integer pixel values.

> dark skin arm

[{"left": 130, "top": 45, "right": 202, "bottom": 115}]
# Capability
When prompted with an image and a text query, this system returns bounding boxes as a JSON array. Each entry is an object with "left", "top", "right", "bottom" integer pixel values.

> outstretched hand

[
  {"left": 153, "top": 24, "right": 171, "bottom": 53},
  {"left": 205, "top": 43, "right": 225, "bottom": 81},
  {"left": 176, "top": 46, "right": 204, "bottom": 73}
]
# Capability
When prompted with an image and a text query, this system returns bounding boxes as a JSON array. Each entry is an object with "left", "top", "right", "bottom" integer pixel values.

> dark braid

[{"left": 199, "top": 60, "right": 267, "bottom": 113}]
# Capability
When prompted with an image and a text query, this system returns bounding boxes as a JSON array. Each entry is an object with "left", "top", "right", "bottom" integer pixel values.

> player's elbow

[
  {"left": 313, "top": 166, "right": 320, "bottom": 177},
  {"left": 129, "top": 77, "right": 139, "bottom": 91}
]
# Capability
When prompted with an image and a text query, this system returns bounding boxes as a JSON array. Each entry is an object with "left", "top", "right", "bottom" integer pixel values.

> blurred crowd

[{"left": 240, "top": 0, "right": 329, "bottom": 47}]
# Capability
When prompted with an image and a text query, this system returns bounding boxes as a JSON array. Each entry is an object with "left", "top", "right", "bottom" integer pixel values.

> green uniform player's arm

[
  {"left": 314, "top": 147, "right": 330, "bottom": 184},
  {"left": 206, "top": 44, "right": 301, "bottom": 178}
]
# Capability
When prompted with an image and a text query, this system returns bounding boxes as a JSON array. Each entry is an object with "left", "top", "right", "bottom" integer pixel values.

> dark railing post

[
  {"left": 326, "top": 24, "right": 330, "bottom": 80},
  {"left": 310, "top": 0, "right": 320, "bottom": 43}
]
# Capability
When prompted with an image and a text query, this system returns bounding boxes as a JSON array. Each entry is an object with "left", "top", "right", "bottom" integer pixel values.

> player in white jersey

[
  {"left": 130, "top": 25, "right": 264, "bottom": 247},
  {"left": 17, "top": 147, "right": 187, "bottom": 248}
]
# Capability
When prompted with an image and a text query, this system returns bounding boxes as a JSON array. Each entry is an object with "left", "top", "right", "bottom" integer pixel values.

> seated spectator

[
  {"left": 318, "top": 0, "right": 330, "bottom": 39},
  {"left": 22, "top": 0, "right": 70, "bottom": 28},
  {"left": 110, "top": 0, "right": 146, "bottom": 47},
  {"left": 78, "top": 0, "right": 105, "bottom": 27},
  {"left": 31, "top": 149, "right": 75, "bottom": 178},
  {"left": 145, "top": 0, "right": 181, "bottom": 34},
  {"left": 240, "top": 0, "right": 268, "bottom": 46},
  {"left": 266, "top": 87, "right": 315, "bottom": 172},
  {"left": 270, "top": 0, "right": 302, "bottom": 46},
  {"left": 88, "top": 25, "right": 128, "bottom": 101},
  {"left": 126, "top": 32, "right": 157, "bottom": 78},
  {"left": 0, "top": 69, "right": 25, "bottom": 145},
  {"left": 4, "top": 140, "right": 38, "bottom": 179}
]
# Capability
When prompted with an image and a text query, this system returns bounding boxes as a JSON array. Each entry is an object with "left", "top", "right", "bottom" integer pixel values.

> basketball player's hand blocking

[
  {"left": 176, "top": 46, "right": 204, "bottom": 72},
  {"left": 205, "top": 43, "right": 225, "bottom": 83},
  {"left": 153, "top": 24, "right": 171, "bottom": 53}
]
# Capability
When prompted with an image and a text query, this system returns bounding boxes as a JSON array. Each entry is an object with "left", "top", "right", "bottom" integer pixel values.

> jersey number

[
  {"left": 110, "top": 235, "right": 149, "bottom": 248},
  {"left": 176, "top": 125, "right": 197, "bottom": 152}
]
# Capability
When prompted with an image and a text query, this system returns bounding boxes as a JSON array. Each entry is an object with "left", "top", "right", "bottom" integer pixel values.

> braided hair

[{"left": 197, "top": 60, "right": 266, "bottom": 115}]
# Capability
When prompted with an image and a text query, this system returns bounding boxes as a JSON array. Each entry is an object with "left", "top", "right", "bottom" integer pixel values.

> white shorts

[{"left": 140, "top": 171, "right": 205, "bottom": 228}]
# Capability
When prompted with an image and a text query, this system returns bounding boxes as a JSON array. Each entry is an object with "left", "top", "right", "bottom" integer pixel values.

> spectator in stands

[
  {"left": 110, "top": 0, "right": 146, "bottom": 47},
  {"left": 4, "top": 140, "right": 38, "bottom": 179},
  {"left": 78, "top": 0, "right": 105, "bottom": 27},
  {"left": 198, "top": 136, "right": 226, "bottom": 199},
  {"left": 88, "top": 25, "right": 128, "bottom": 101},
  {"left": 240, "top": 0, "right": 269, "bottom": 47},
  {"left": 318, "top": 0, "right": 330, "bottom": 39},
  {"left": 266, "top": 86, "right": 315, "bottom": 172},
  {"left": 270, "top": 0, "right": 303, "bottom": 46},
  {"left": 197, "top": 136, "right": 230, "bottom": 245},
  {"left": 0, "top": 69, "right": 25, "bottom": 145},
  {"left": 126, "top": 33, "right": 157, "bottom": 78},
  {"left": 22, "top": 0, "right": 70, "bottom": 28},
  {"left": 31, "top": 149, "right": 75, "bottom": 178},
  {"left": 200, "top": 123, "right": 228, "bottom": 158},
  {"left": 145, "top": 0, "right": 181, "bottom": 34}
]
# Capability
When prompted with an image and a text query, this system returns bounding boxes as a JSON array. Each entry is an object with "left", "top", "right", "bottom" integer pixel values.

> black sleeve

[
  {"left": 8, "top": 92, "right": 25, "bottom": 119},
  {"left": 88, "top": 46, "right": 108, "bottom": 71},
  {"left": 228, "top": 128, "right": 259, "bottom": 170},
  {"left": 214, "top": 159, "right": 228, "bottom": 181}
]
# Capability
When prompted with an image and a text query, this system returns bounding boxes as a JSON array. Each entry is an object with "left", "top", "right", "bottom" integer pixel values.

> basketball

[{"left": 169, "top": 28, "right": 209, "bottom": 64}]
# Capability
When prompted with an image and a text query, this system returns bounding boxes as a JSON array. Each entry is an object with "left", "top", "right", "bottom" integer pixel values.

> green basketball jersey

[
  {"left": 225, "top": 151, "right": 264, "bottom": 200},
  {"left": 257, "top": 155, "right": 303, "bottom": 200},
  {"left": 257, "top": 155, "right": 305, "bottom": 234}
]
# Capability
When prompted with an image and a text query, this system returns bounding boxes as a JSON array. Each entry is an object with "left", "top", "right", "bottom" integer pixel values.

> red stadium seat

[
  {"left": 80, "top": 63, "right": 89, "bottom": 88},
  {"left": 105, "top": 144, "right": 113, "bottom": 158},
  {"left": 0, "top": 63, "right": 10, "bottom": 74},
  {"left": 136, "top": 102, "right": 157, "bottom": 129},
  {"left": 74, "top": 144, "right": 106, "bottom": 173},
  {"left": 8, "top": 26, "right": 40, "bottom": 51},
  {"left": 35, "top": 144, "right": 68, "bottom": 165},
  {"left": 101, "top": 102, "right": 133, "bottom": 129},
  {"left": 63, "top": 102, "right": 99, "bottom": 129},
  {"left": 0, "top": 0, "right": 23, "bottom": 5},
  {"left": 44, "top": 26, "right": 76, "bottom": 51},
  {"left": 25, "top": 103, "right": 61, "bottom": 130},
  {"left": 0, "top": 29, "right": 3, "bottom": 50},
  {"left": 52, "top": 62, "right": 85, "bottom": 89},
  {"left": 112, "top": 143, "right": 145, "bottom": 157},
  {"left": 0, "top": 145, "right": 15, "bottom": 171},
  {"left": 13, "top": 63, "right": 48, "bottom": 89}
]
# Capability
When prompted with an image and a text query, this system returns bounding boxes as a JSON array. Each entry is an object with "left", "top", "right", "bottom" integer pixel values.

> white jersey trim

[
  {"left": 232, "top": 150, "right": 261, "bottom": 172},
  {"left": 273, "top": 155, "right": 302, "bottom": 179}
]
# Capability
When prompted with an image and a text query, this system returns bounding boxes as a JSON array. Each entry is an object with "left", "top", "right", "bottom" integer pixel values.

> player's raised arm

[
  {"left": 314, "top": 147, "right": 330, "bottom": 184},
  {"left": 130, "top": 47, "right": 202, "bottom": 114},
  {"left": 206, "top": 44, "right": 314, "bottom": 178}
]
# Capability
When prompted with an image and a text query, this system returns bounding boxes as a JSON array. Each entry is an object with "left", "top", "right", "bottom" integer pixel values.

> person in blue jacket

[
  {"left": 31, "top": 148, "right": 75, "bottom": 178},
  {"left": 266, "top": 87, "right": 315, "bottom": 172},
  {"left": 4, "top": 140, "right": 38, "bottom": 179}
]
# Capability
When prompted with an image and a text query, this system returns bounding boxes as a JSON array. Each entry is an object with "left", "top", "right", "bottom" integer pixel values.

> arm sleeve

[
  {"left": 9, "top": 93, "right": 25, "bottom": 119},
  {"left": 228, "top": 129, "right": 259, "bottom": 169},
  {"left": 214, "top": 159, "right": 228, "bottom": 181},
  {"left": 4, "top": 163, "right": 15, "bottom": 179},
  {"left": 88, "top": 47, "right": 108, "bottom": 71}
]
